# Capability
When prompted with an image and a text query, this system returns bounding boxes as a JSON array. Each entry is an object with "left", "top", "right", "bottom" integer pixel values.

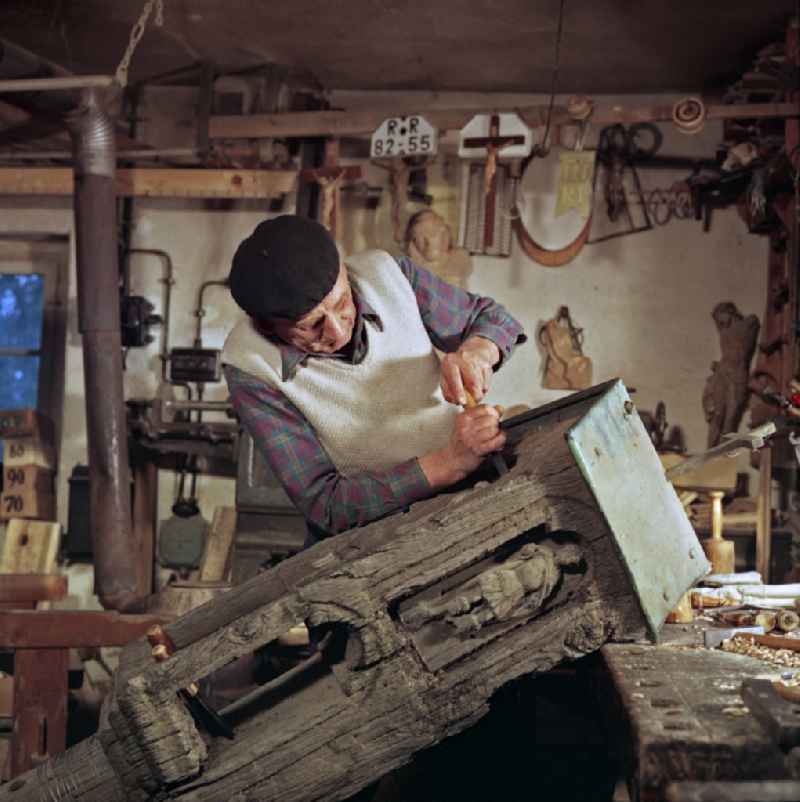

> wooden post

[
  {"left": 199, "top": 507, "right": 237, "bottom": 583},
  {"left": 756, "top": 446, "right": 773, "bottom": 582},
  {"left": 9, "top": 648, "right": 69, "bottom": 777},
  {"left": 131, "top": 458, "right": 158, "bottom": 599}
]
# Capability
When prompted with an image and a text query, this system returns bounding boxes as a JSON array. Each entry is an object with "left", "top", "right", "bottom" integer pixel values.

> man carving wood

[{"left": 222, "top": 215, "right": 526, "bottom": 543}]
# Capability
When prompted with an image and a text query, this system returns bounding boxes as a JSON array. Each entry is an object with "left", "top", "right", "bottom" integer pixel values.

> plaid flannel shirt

[{"left": 224, "top": 254, "right": 526, "bottom": 541}]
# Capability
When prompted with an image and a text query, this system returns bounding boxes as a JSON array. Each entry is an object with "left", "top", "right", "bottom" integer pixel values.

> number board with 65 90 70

[{"left": 370, "top": 116, "right": 438, "bottom": 159}]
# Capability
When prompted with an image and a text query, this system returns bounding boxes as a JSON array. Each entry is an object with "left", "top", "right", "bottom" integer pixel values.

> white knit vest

[{"left": 222, "top": 250, "right": 457, "bottom": 475}]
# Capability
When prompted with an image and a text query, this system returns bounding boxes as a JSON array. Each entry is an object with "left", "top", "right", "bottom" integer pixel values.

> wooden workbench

[{"left": 600, "top": 623, "right": 797, "bottom": 801}]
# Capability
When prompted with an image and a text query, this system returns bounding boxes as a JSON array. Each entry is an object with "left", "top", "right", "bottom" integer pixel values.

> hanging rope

[
  {"left": 535, "top": 0, "right": 567, "bottom": 159},
  {"left": 115, "top": 0, "right": 165, "bottom": 87}
]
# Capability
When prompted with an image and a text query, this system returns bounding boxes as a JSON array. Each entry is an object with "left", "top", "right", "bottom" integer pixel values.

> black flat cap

[{"left": 229, "top": 215, "right": 340, "bottom": 321}]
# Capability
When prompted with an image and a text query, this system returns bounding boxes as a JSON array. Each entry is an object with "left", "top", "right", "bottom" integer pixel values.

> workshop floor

[{"left": 347, "top": 655, "right": 620, "bottom": 802}]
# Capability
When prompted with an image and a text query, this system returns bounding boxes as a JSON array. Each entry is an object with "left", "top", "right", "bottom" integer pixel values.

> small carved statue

[
  {"left": 702, "top": 302, "right": 760, "bottom": 447},
  {"left": 539, "top": 306, "right": 593, "bottom": 390},
  {"left": 404, "top": 209, "right": 473, "bottom": 288},
  {"left": 403, "top": 542, "right": 583, "bottom": 635}
]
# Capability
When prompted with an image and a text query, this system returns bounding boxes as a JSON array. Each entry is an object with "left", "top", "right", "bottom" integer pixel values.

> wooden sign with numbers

[
  {"left": 3, "top": 437, "right": 56, "bottom": 470},
  {"left": 0, "top": 464, "right": 55, "bottom": 521},
  {"left": 370, "top": 115, "right": 438, "bottom": 158}
]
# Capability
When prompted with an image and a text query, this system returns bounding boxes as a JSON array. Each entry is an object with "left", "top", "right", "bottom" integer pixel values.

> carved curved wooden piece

[
  {"left": 0, "top": 381, "right": 703, "bottom": 802},
  {"left": 702, "top": 303, "right": 760, "bottom": 447},
  {"left": 512, "top": 207, "right": 593, "bottom": 267}
]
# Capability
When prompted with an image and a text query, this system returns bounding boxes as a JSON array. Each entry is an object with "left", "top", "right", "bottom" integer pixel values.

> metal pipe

[
  {"left": 194, "top": 279, "right": 229, "bottom": 347},
  {"left": 165, "top": 400, "right": 233, "bottom": 413},
  {"left": 68, "top": 87, "right": 142, "bottom": 612},
  {"left": 126, "top": 248, "right": 175, "bottom": 380},
  {"left": 0, "top": 75, "right": 115, "bottom": 92}
]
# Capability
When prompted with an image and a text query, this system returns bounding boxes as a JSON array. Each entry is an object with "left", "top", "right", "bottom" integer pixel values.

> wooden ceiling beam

[
  {"left": 209, "top": 101, "right": 799, "bottom": 140},
  {"left": 0, "top": 166, "right": 297, "bottom": 197}
]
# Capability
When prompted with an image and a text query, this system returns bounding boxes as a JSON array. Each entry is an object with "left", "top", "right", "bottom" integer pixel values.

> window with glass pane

[{"left": 0, "top": 274, "right": 45, "bottom": 458}]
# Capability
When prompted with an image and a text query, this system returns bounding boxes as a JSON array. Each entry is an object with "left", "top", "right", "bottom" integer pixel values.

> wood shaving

[
  {"left": 720, "top": 637, "right": 800, "bottom": 667},
  {"left": 721, "top": 706, "right": 750, "bottom": 716}
]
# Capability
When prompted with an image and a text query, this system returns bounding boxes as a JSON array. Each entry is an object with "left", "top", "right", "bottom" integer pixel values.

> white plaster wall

[
  {"left": 0, "top": 87, "right": 768, "bottom": 581},
  {"left": 334, "top": 90, "right": 768, "bottom": 465}
]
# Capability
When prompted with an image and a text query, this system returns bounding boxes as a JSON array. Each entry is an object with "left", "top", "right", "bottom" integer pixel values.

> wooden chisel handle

[{"left": 462, "top": 391, "right": 509, "bottom": 475}]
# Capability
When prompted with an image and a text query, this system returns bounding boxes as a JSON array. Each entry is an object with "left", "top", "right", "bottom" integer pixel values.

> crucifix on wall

[
  {"left": 299, "top": 138, "right": 362, "bottom": 240},
  {"left": 458, "top": 113, "right": 533, "bottom": 253}
]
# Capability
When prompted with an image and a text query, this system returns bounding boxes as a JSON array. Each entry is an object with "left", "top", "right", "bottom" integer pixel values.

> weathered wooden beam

[
  {"left": 0, "top": 611, "right": 171, "bottom": 648},
  {"left": 0, "top": 574, "right": 67, "bottom": 603},
  {"left": 0, "top": 168, "right": 297, "bottom": 198},
  {"left": 0, "top": 381, "right": 707, "bottom": 802},
  {"left": 209, "top": 102, "right": 799, "bottom": 139}
]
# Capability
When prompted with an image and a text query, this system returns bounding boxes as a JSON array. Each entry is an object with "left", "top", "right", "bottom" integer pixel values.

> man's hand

[
  {"left": 419, "top": 404, "right": 506, "bottom": 489},
  {"left": 440, "top": 336, "right": 501, "bottom": 406}
]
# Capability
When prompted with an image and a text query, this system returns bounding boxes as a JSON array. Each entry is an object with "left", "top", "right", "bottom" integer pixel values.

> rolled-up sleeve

[{"left": 395, "top": 254, "right": 526, "bottom": 364}]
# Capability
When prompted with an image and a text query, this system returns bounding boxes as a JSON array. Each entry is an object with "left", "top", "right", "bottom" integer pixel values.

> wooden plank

[
  {"left": 0, "top": 575, "right": 67, "bottom": 604},
  {"left": 209, "top": 102, "right": 799, "bottom": 139},
  {"left": 9, "top": 648, "right": 68, "bottom": 777},
  {"left": 0, "top": 520, "right": 60, "bottom": 574},
  {"left": 660, "top": 453, "right": 738, "bottom": 492},
  {"left": 0, "top": 168, "right": 298, "bottom": 198},
  {"left": 199, "top": 507, "right": 237, "bottom": 583},
  {"left": 0, "top": 611, "right": 171, "bottom": 648}
]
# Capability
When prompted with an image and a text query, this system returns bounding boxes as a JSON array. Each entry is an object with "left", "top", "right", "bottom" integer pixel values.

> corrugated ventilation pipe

[{"left": 68, "top": 88, "right": 142, "bottom": 611}]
